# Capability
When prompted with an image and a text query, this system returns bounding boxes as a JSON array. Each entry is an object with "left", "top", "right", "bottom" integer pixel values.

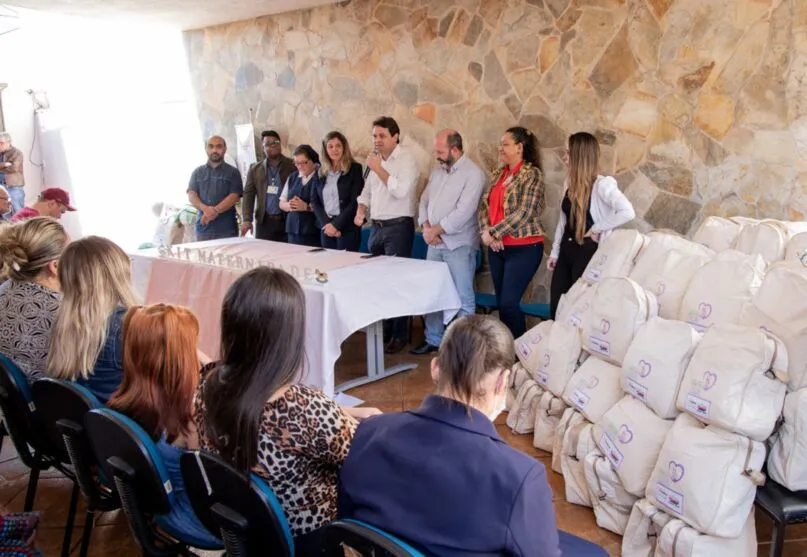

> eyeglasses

[{"left": 263, "top": 140, "right": 281, "bottom": 147}]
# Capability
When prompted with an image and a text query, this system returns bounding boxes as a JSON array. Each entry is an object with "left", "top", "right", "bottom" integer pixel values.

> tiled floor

[{"left": 2, "top": 329, "right": 804, "bottom": 555}]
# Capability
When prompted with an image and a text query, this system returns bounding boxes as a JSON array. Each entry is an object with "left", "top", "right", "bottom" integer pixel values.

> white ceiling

[{"left": 5, "top": 0, "right": 341, "bottom": 30}]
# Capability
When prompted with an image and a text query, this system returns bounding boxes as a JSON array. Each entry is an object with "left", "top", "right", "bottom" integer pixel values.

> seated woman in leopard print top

[
  {"left": 194, "top": 267, "right": 379, "bottom": 554},
  {"left": 0, "top": 217, "right": 68, "bottom": 382}
]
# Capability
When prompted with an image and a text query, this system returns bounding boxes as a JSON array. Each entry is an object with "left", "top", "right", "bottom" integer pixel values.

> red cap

[{"left": 40, "top": 188, "right": 76, "bottom": 211}]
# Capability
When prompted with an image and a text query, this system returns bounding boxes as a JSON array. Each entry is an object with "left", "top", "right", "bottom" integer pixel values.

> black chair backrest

[
  {"left": 179, "top": 450, "right": 294, "bottom": 556},
  {"left": 31, "top": 378, "right": 101, "bottom": 458},
  {"left": 84, "top": 408, "right": 173, "bottom": 516},
  {"left": 0, "top": 353, "right": 52, "bottom": 467}
]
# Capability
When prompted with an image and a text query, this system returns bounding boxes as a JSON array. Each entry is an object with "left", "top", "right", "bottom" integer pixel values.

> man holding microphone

[{"left": 354, "top": 116, "right": 421, "bottom": 354}]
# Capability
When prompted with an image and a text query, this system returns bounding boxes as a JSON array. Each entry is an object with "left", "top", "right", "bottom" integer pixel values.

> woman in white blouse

[{"left": 548, "top": 132, "right": 635, "bottom": 318}]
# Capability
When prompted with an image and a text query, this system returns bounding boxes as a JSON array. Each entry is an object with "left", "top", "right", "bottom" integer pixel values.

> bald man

[
  {"left": 187, "top": 135, "right": 243, "bottom": 241},
  {"left": 411, "top": 129, "right": 487, "bottom": 355}
]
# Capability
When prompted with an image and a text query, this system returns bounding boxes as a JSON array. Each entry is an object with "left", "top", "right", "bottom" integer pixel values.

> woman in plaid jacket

[{"left": 478, "top": 126, "right": 546, "bottom": 338}]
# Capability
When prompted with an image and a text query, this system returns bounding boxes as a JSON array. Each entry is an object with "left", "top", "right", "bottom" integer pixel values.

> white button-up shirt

[{"left": 357, "top": 144, "right": 420, "bottom": 221}]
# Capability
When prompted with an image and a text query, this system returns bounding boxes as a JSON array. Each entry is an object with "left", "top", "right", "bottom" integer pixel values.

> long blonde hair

[
  {"left": 47, "top": 236, "right": 139, "bottom": 379},
  {"left": 567, "top": 132, "right": 599, "bottom": 245},
  {"left": 0, "top": 217, "right": 68, "bottom": 282}
]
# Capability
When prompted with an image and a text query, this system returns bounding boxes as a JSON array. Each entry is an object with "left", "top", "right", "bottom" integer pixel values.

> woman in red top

[{"left": 478, "top": 126, "right": 546, "bottom": 338}]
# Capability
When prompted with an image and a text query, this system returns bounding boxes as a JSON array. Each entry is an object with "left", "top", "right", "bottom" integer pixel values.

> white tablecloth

[{"left": 130, "top": 239, "right": 462, "bottom": 396}]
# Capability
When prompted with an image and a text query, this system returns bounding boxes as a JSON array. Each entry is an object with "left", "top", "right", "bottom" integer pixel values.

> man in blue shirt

[{"left": 187, "top": 135, "right": 243, "bottom": 241}]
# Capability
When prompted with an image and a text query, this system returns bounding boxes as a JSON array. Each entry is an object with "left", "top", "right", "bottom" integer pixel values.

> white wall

[{"left": 0, "top": 7, "right": 205, "bottom": 249}]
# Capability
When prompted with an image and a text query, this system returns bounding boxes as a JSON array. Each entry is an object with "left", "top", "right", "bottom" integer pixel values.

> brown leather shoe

[{"left": 384, "top": 337, "right": 407, "bottom": 354}]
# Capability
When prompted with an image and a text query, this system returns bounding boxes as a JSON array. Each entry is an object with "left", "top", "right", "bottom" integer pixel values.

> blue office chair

[
  {"left": 520, "top": 302, "right": 551, "bottom": 321},
  {"left": 359, "top": 226, "right": 372, "bottom": 254},
  {"left": 180, "top": 450, "right": 294, "bottom": 557},
  {"left": 84, "top": 408, "right": 222, "bottom": 556},
  {"left": 31, "top": 379, "right": 118, "bottom": 557},
  {"left": 474, "top": 249, "right": 498, "bottom": 315},
  {"left": 325, "top": 519, "right": 426, "bottom": 557}
]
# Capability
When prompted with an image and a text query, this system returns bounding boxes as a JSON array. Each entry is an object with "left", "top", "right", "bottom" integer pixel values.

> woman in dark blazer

[
  {"left": 311, "top": 131, "right": 364, "bottom": 251},
  {"left": 337, "top": 315, "right": 608, "bottom": 557},
  {"left": 279, "top": 145, "right": 322, "bottom": 247}
]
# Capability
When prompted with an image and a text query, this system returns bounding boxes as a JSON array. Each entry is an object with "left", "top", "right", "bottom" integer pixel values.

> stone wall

[{"left": 184, "top": 0, "right": 807, "bottom": 301}]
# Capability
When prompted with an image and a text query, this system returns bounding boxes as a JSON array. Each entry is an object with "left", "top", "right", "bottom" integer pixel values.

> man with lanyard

[
  {"left": 354, "top": 116, "right": 421, "bottom": 354},
  {"left": 410, "top": 129, "right": 486, "bottom": 355},
  {"left": 187, "top": 135, "right": 243, "bottom": 241},
  {"left": 241, "top": 130, "right": 295, "bottom": 241}
]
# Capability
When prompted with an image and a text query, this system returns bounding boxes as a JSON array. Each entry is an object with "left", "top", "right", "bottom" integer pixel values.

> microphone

[{"left": 363, "top": 150, "right": 379, "bottom": 180}]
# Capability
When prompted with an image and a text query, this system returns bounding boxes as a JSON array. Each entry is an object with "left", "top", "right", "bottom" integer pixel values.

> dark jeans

[
  {"left": 321, "top": 227, "right": 360, "bottom": 252},
  {"left": 288, "top": 233, "right": 321, "bottom": 248},
  {"left": 488, "top": 242, "right": 544, "bottom": 339},
  {"left": 369, "top": 217, "right": 415, "bottom": 341},
  {"left": 255, "top": 214, "right": 287, "bottom": 242},
  {"left": 550, "top": 236, "right": 598, "bottom": 319},
  {"left": 195, "top": 220, "right": 238, "bottom": 241}
]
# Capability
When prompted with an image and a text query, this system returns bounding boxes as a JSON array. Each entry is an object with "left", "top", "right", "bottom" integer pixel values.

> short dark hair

[
  {"left": 506, "top": 126, "right": 541, "bottom": 170},
  {"left": 372, "top": 116, "right": 400, "bottom": 142},
  {"left": 447, "top": 132, "right": 463, "bottom": 152},
  {"left": 292, "top": 144, "right": 320, "bottom": 166},
  {"left": 261, "top": 130, "right": 281, "bottom": 141}
]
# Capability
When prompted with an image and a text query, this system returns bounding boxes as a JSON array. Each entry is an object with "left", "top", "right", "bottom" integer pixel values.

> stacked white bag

[
  {"left": 678, "top": 250, "right": 765, "bottom": 333},
  {"left": 580, "top": 229, "right": 646, "bottom": 284},
  {"left": 785, "top": 232, "right": 807, "bottom": 263},
  {"left": 691, "top": 216, "right": 742, "bottom": 252},
  {"left": 555, "top": 279, "right": 595, "bottom": 330},
  {"left": 733, "top": 219, "right": 792, "bottom": 263}
]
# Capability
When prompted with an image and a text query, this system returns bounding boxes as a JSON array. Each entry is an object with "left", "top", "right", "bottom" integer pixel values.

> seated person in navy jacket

[{"left": 338, "top": 315, "right": 608, "bottom": 557}]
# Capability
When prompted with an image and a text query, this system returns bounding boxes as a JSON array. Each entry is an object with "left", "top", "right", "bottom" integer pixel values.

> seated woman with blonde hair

[
  {"left": 108, "top": 303, "right": 220, "bottom": 547},
  {"left": 0, "top": 217, "right": 68, "bottom": 381},
  {"left": 46, "top": 236, "right": 139, "bottom": 403},
  {"left": 338, "top": 314, "right": 608, "bottom": 557}
]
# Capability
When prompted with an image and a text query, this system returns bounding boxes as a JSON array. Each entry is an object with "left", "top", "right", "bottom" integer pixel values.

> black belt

[{"left": 373, "top": 216, "right": 413, "bottom": 228}]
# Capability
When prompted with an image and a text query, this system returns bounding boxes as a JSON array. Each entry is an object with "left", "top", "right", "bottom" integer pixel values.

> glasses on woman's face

[{"left": 294, "top": 159, "right": 312, "bottom": 169}]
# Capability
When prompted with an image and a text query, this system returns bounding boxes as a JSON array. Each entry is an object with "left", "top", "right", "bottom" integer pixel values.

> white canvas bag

[
  {"left": 582, "top": 277, "right": 659, "bottom": 365},
  {"left": 630, "top": 231, "right": 713, "bottom": 287},
  {"left": 552, "top": 407, "right": 581, "bottom": 473},
  {"left": 514, "top": 320, "right": 553, "bottom": 375},
  {"left": 584, "top": 451, "right": 638, "bottom": 535},
  {"left": 676, "top": 324, "right": 787, "bottom": 441},
  {"left": 646, "top": 414, "right": 766, "bottom": 538},
  {"left": 767, "top": 389, "right": 807, "bottom": 491},
  {"left": 734, "top": 219, "right": 790, "bottom": 263},
  {"left": 655, "top": 511, "right": 757, "bottom": 557},
  {"left": 507, "top": 362, "right": 530, "bottom": 409},
  {"left": 533, "top": 391, "right": 567, "bottom": 453},
  {"left": 785, "top": 231, "right": 807, "bottom": 263},
  {"left": 691, "top": 216, "right": 741, "bottom": 252},
  {"left": 621, "top": 318, "right": 702, "bottom": 419},
  {"left": 740, "top": 303, "right": 807, "bottom": 391},
  {"left": 537, "top": 321, "right": 584, "bottom": 396},
  {"left": 506, "top": 380, "right": 542, "bottom": 434},
  {"left": 622, "top": 498, "right": 674, "bottom": 557},
  {"left": 638, "top": 248, "right": 713, "bottom": 320},
  {"left": 556, "top": 280, "right": 595, "bottom": 330},
  {"left": 678, "top": 250, "right": 765, "bottom": 333},
  {"left": 754, "top": 262, "right": 807, "bottom": 325},
  {"left": 560, "top": 417, "right": 596, "bottom": 507},
  {"left": 594, "top": 396, "right": 675, "bottom": 496},
  {"left": 562, "top": 357, "right": 623, "bottom": 423},
  {"left": 581, "top": 229, "right": 646, "bottom": 284}
]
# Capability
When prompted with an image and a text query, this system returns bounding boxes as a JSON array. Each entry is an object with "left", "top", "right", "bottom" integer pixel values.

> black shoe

[
  {"left": 409, "top": 342, "right": 438, "bottom": 355},
  {"left": 384, "top": 337, "right": 407, "bottom": 355}
]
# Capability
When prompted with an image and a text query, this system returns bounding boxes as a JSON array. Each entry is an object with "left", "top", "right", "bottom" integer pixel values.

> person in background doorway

[
  {"left": 548, "top": 132, "right": 635, "bottom": 318},
  {"left": 0, "top": 186, "right": 12, "bottom": 222},
  {"left": 410, "top": 129, "right": 486, "bottom": 355},
  {"left": 354, "top": 116, "right": 421, "bottom": 354},
  {"left": 187, "top": 135, "right": 243, "bottom": 241},
  {"left": 241, "top": 130, "right": 295, "bottom": 242},
  {"left": 279, "top": 145, "right": 322, "bottom": 247},
  {"left": 478, "top": 126, "right": 546, "bottom": 339},
  {"left": 0, "top": 132, "right": 25, "bottom": 215},
  {"left": 311, "top": 131, "right": 364, "bottom": 251},
  {"left": 11, "top": 188, "right": 77, "bottom": 222}
]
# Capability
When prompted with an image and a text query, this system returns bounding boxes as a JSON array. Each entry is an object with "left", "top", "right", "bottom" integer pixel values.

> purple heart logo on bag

[
  {"left": 702, "top": 370, "right": 718, "bottom": 390},
  {"left": 595, "top": 253, "right": 607, "bottom": 266},
  {"left": 656, "top": 281, "right": 666, "bottom": 295},
  {"left": 669, "top": 461, "right": 685, "bottom": 482},
  {"left": 543, "top": 353, "right": 551, "bottom": 368},
  {"left": 600, "top": 319, "right": 611, "bottom": 335},
  {"left": 586, "top": 376, "right": 600, "bottom": 389},
  {"left": 638, "top": 360, "right": 652, "bottom": 377},
  {"left": 698, "top": 302, "right": 712, "bottom": 320},
  {"left": 618, "top": 425, "right": 634, "bottom": 444}
]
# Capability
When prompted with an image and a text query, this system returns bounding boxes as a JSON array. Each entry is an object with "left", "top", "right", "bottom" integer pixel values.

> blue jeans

[
  {"left": 7, "top": 187, "right": 24, "bottom": 216},
  {"left": 488, "top": 242, "right": 544, "bottom": 339},
  {"left": 424, "top": 245, "right": 476, "bottom": 346}
]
